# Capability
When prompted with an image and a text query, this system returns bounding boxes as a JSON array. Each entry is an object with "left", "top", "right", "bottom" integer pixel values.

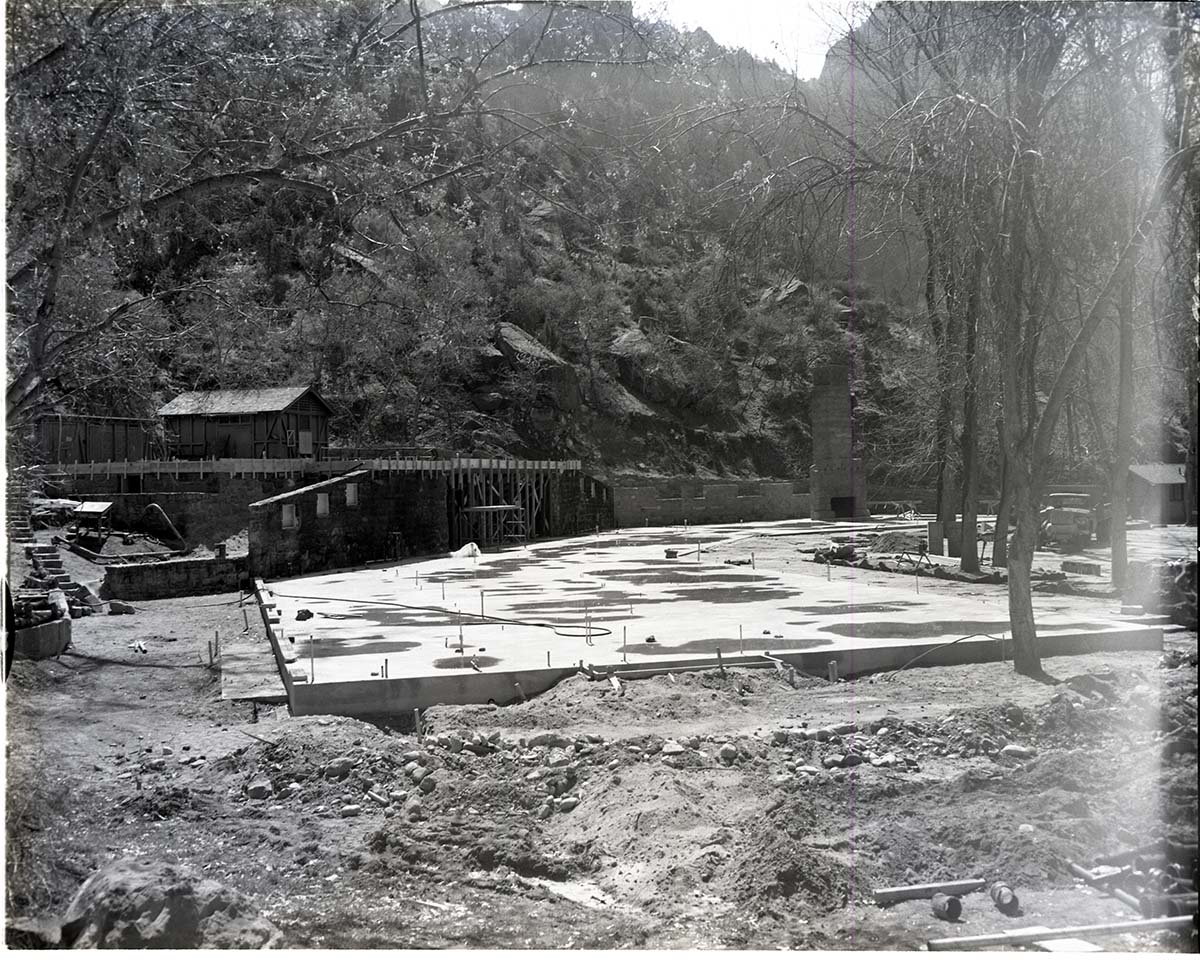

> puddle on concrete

[
  {"left": 317, "top": 606, "right": 466, "bottom": 629},
  {"left": 815, "top": 620, "right": 1015, "bottom": 638},
  {"left": 431, "top": 655, "right": 502, "bottom": 669},
  {"left": 504, "top": 594, "right": 650, "bottom": 612},
  {"left": 814, "top": 619, "right": 1122, "bottom": 639},
  {"left": 782, "top": 603, "right": 908, "bottom": 615},
  {"left": 664, "top": 587, "right": 796, "bottom": 604},
  {"left": 587, "top": 571, "right": 776, "bottom": 586},
  {"left": 307, "top": 638, "right": 424, "bottom": 658},
  {"left": 624, "top": 637, "right": 829, "bottom": 655}
]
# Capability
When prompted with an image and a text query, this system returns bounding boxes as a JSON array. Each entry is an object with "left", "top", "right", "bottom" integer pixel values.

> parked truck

[{"left": 1039, "top": 492, "right": 1112, "bottom": 550}]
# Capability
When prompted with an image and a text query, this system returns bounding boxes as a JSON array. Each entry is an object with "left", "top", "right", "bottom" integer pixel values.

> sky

[{"left": 632, "top": 0, "right": 870, "bottom": 78}]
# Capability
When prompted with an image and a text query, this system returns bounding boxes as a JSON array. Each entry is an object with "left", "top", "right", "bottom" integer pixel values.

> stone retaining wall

[
  {"left": 550, "top": 472, "right": 615, "bottom": 535},
  {"left": 248, "top": 470, "right": 448, "bottom": 579},
  {"left": 73, "top": 491, "right": 255, "bottom": 548},
  {"left": 104, "top": 555, "right": 248, "bottom": 600},
  {"left": 14, "top": 617, "right": 72, "bottom": 659},
  {"left": 612, "top": 477, "right": 809, "bottom": 527}
]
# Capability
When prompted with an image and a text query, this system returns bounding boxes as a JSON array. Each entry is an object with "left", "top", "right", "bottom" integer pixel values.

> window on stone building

[
  {"left": 316, "top": 493, "right": 330, "bottom": 517},
  {"left": 282, "top": 504, "right": 298, "bottom": 529},
  {"left": 346, "top": 482, "right": 359, "bottom": 507}
]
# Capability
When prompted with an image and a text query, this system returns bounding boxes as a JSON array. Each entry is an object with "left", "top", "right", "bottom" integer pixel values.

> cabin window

[
  {"left": 316, "top": 493, "right": 330, "bottom": 517},
  {"left": 346, "top": 482, "right": 359, "bottom": 507},
  {"left": 1169, "top": 484, "right": 1184, "bottom": 502},
  {"left": 281, "top": 504, "right": 298, "bottom": 529},
  {"left": 298, "top": 430, "right": 313, "bottom": 456}
]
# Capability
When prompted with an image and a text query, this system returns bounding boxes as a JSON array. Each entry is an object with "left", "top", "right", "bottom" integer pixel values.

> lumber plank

[
  {"left": 874, "top": 879, "right": 986, "bottom": 904},
  {"left": 926, "top": 915, "right": 1194, "bottom": 951}
]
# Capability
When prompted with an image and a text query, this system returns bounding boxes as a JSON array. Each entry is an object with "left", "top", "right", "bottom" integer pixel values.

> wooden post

[
  {"left": 827, "top": 660, "right": 838, "bottom": 683},
  {"left": 309, "top": 637, "right": 315, "bottom": 683},
  {"left": 716, "top": 647, "right": 725, "bottom": 678}
]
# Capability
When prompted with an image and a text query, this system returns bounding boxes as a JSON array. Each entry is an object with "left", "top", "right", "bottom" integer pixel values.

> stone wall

[
  {"left": 809, "top": 362, "right": 868, "bottom": 519},
  {"left": 104, "top": 556, "right": 248, "bottom": 600},
  {"left": 612, "top": 477, "right": 809, "bottom": 527},
  {"left": 14, "top": 617, "right": 72, "bottom": 659},
  {"left": 549, "top": 472, "right": 616, "bottom": 535},
  {"left": 248, "top": 470, "right": 448, "bottom": 579},
  {"left": 73, "top": 491, "right": 254, "bottom": 548}
]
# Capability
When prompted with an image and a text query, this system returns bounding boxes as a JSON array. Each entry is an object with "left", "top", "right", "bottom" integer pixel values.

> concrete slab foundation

[{"left": 254, "top": 521, "right": 1162, "bottom": 717}]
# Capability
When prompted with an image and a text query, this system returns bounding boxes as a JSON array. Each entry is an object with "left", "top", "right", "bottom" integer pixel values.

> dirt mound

[
  {"left": 424, "top": 668, "right": 814, "bottom": 736},
  {"left": 115, "top": 786, "right": 219, "bottom": 821},
  {"left": 723, "top": 796, "right": 864, "bottom": 911},
  {"left": 59, "top": 857, "right": 281, "bottom": 948},
  {"left": 850, "top": 768, "right": 1081, "bottom": 889},
  {"left": 867, "top": 532, "right": 923, "bottom": 555},
  {"left": 364, "top": 815, "right": 588, "bottom": 882}
]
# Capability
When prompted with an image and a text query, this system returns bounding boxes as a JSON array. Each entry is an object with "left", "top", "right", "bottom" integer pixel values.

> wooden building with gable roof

[{"left": 158, "top": 386, "right": 333, "bottom": 459}]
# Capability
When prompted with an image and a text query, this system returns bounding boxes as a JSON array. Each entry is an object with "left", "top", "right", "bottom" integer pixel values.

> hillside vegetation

[{"left": 7, "top": 1, "right": 1196, "bottom": 500}]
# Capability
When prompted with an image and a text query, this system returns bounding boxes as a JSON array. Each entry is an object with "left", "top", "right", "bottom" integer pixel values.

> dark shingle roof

[
  {"left": 1129, "top": 463, "right": 1186, "bottom": 486},
  {"left": 158, "top": 386, "right": 332, "bottom": 417}
]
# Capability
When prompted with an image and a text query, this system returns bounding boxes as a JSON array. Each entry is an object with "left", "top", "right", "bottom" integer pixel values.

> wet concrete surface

[{"left": 264, "top": 521, "right": 1157, "bottom": 687}]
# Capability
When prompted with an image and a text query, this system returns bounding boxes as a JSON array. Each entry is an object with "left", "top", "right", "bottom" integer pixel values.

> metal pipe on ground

[
  {"left": 1067, "top": 861, "right": 1144, "bottom": 912},
  {"left": 931, "top": 893, "right": 962, "bottom": 921},
  {"left": 1140, "top": 893, "right": 1198, "bottom": 918},
  {"left": 989, "top": 881, "right": 1020, "bottom": 914}
]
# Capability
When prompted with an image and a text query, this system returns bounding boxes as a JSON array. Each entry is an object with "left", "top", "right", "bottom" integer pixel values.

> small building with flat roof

[{"left": 1128, "top": 463, "right": 1187, "bottom": 524}]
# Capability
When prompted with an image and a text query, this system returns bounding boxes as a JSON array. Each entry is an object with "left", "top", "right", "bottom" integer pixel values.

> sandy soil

[{"left": 5, "top": 535, "right": 1197, "bottom": 950}]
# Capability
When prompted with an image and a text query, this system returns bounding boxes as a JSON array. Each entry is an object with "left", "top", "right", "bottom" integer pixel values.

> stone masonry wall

[
  {"left": 809, "top": 362, "right": 868, "bottom": 519},
  {"left": 73, "top": 491, "right": 252, "bottom": 549},
  {"left": 248, "top": 470, "right": 448, "bottom": 579},
  {"left": 549, "top": 472, "right": 615, "bottom": 535},
  {"left": 104, "top": 555, "right": 248, "bottom": 600},
  {"left": 612, "top": 477, "right": 809, "bottom": 527}
]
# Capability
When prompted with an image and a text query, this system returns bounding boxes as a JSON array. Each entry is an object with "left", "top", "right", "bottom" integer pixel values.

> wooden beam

[
  {"left": 927, "top": 916, "right": 1193, "bottom": 952},
  {"left": 874, "top": 880, "right": 986, "bottom": 904}
]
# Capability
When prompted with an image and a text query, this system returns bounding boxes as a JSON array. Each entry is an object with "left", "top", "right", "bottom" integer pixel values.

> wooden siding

[
  {"left": 37, "top": 416, "right": 153, "bottom": 463},
  {"left": 166, "top": 400, "right": 329, "bottom": 459}
]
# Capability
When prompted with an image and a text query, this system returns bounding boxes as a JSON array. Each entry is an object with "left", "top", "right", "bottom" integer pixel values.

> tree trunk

[
  {"left": 993, "top": 415, "right": 1010, "bottom": 568},
  {"left": 1006, "top": 458, "right": 1042, "bottom": 677},
  {"left": 959, "top": 248, "right": 983, "bottom": 573},
  {"left": 1109, "top": 264, "right": 1134, "bottom": 588}
]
